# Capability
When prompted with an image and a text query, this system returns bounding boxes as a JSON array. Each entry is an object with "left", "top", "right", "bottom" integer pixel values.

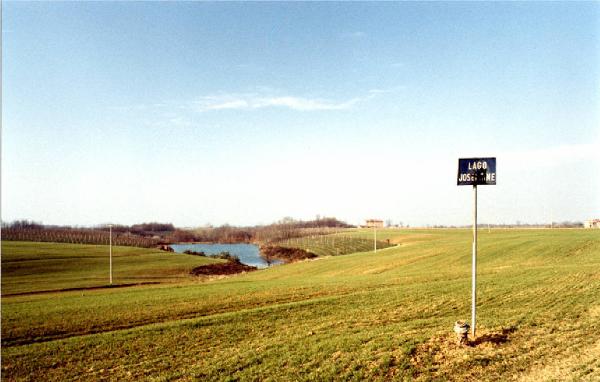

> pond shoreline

[
  {"left": 170, "top": 242, "right": 283, "bottom": 269},
  {"left": 259, "top": 245, "right": 316, "bottom": 263}
]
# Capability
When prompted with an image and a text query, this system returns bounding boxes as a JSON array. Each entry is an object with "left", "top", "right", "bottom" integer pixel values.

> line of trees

[
  {"left": 192, "top": 217, "right": 354, "bottom": 244},
  {"left": 1, "top": 220, "right": 180, "bottom": 248},
  {"left": 1, "top": 217, "right": 355, "bottom": 247}
]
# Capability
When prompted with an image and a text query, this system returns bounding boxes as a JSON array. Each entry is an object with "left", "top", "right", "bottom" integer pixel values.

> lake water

[{"left": 170, "top": 243, "right": 282, "bottom": 269}]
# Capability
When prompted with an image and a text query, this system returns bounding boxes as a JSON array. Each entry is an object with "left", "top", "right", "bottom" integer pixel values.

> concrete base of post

[{"left": 453, "top": 321, "right": 470, "bottom": 346}]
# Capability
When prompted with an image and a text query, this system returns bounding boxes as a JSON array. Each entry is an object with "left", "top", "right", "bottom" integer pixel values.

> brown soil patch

[
  {"left": 2, "top": 282, "right": 162, "bottom": 297},
  {"left": 409, "top": 327, "right": 517, "bottom": 381},
  {"left": 190, "top": 262, "right": 256, "bottom": 276},
  {"left": 389, "top": 233, "right": 433, "bottom": 245}
]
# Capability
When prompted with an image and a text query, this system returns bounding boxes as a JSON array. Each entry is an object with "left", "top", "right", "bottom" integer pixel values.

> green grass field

[
  {"left": 1, "top": 241, "right": 221, "bottom": 295},
  {"left": 276, "top": 232, "right": 395, "bottom": 256},
  {"left": 2, "top": 229, "right": 600, "bottom": 381}
]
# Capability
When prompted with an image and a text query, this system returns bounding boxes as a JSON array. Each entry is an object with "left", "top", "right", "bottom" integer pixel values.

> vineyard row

[{"left": 2, "top": 228, "right": 160, "bottom": 248}]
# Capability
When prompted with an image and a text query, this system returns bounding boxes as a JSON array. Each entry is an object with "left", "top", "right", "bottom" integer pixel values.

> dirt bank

[
  {"left": 190, "top": 261, "right": 257, "bottom": 276},
  {"left": 260, "top": 245, "right": 317, "bottom": 263}
]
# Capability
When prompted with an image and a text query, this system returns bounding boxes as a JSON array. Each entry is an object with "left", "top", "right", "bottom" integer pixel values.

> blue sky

[{"left": 2, "top": 2, "right": 599, "bottom": 227}]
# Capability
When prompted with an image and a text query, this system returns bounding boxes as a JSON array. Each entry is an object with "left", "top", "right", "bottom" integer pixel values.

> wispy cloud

[
  {"left": 368, "top": 86, "right": 406, "bottom": 95},
  {"left": 367, "top": 89, "right": 390, "bottom": 95},
  {"left": 192, "top": 93, "right": 365, "bottom": 112},
  {"left": 207, "top": 99, "right": 250, "bottom": 110},
  {"left": 166, "top": 116, "right": 194, "bottom": 127},
  {"left": 112, "top": 87, "right": 403, "bottom": 115}
]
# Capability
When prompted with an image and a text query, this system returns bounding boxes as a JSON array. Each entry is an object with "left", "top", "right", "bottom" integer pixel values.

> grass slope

[
  {"left": 1, "top": 241, "right": 221, "bottom": 295},
  {"left": 276, "top": 232, "right": 395, "bottom": 256},
  {"left": 2, "top": 229, "right": 600, "bottom": 381}
]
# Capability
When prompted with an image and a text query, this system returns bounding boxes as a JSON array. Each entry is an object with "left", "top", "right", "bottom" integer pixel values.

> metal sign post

[
  {"left": 472, "top": 185, "right": 477, "bottom": 336},
  {"left": 457, "top": 157, "right": 496, "bottom": 338}
]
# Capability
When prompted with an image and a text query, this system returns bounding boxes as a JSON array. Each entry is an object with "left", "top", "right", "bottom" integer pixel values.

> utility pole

[
  {"left": 109, "top": 224, "right": 113, "bottom": 285},
  {"left": 374, "top": 226, "right": 377, "bottom": 253}
]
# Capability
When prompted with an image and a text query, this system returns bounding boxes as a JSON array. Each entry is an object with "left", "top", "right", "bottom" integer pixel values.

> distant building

[
  {"left": 364, "top": 219, "right": 384, "bottom": 228},
  {"left": 584, "top": 219, "right": 600, "bottom": 229}
]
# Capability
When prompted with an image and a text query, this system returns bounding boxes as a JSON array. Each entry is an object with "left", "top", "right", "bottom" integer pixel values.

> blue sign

[{"left": 457, "top": 158, "right": 496, "bottom": 186}]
